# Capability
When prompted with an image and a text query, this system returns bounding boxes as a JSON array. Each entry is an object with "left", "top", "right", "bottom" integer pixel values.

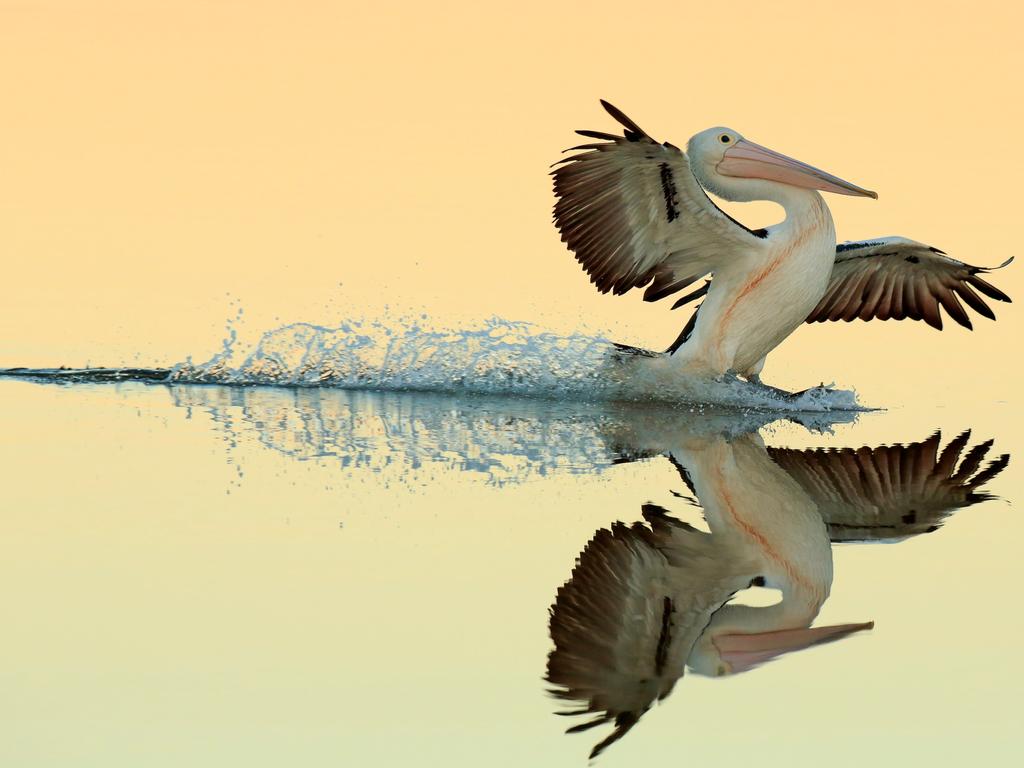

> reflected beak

[
  {"left": 713, "top": 621, "right": 874, "bottom": 674},
  {"left": 718, "top": 139, "right": 878, "bottom": 199}
]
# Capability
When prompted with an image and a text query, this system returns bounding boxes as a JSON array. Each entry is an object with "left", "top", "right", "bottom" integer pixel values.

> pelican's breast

[{"left": 682, "top": 198, "right": 836, "bottom": 374}]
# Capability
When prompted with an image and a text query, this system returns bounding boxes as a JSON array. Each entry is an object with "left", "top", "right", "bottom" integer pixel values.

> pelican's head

[
  {"left": 687, "top": 605, "right": 874, "bottom": 677},
  {"left": 687, "top": 126, "right": 878, "bottom": 203}
]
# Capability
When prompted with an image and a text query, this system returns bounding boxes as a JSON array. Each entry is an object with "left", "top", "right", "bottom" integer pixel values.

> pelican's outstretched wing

[
  {"left": 806, "top": 237, "right": 1012, "bottom": 330},
  {"left": 552, "top": 101, "right": 767, "bottom": 305},
  {"left": 768, "top": 431, "right": 1009, "bottom": 542},
  {"left": 547, "top": 505, "right": 755, "bottom": 758}
]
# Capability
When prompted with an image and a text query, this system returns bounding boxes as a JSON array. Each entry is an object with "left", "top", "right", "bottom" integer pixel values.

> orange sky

[{"left": 1, "top": 0, "right": 1021, "bottom": 404}]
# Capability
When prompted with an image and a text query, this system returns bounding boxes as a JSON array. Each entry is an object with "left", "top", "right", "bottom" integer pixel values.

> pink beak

[
  {"left": 718, "top": 139, "right": 878, "bottom": 199},
  {"left": 713, "top": 621, "right": 874, "bottom": 674}
]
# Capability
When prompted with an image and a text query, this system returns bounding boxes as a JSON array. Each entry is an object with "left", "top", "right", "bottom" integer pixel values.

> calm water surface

[{"left": 1, "top": 380, "right": 1020, "bottom": 767}]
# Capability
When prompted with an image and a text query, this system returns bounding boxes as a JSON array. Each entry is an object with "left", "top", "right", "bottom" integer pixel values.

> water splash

[
  {"left": 171, "top": 317, "right": 614, "bottom": 394},
  {"left": 167, "top": 316, "right": 864, "bottom": 412}
]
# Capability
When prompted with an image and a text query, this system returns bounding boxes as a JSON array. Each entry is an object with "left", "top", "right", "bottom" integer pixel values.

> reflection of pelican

[
  {"left": 547, "top": 430, "right": 1008, "bottom": 758},
  {"left": 553, "top": 102, "right": 1011, "bottom": 383},
  {"left": 770, "top": 431, "right": 1008, "bottom": 542},
  {"left": 163, "top": 385, "right": 856, "bottom": 483}
]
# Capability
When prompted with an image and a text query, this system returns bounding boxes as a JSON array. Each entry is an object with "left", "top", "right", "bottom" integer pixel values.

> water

[{"left": 1, "top": 373, "right": 1019, "bottom": 767}]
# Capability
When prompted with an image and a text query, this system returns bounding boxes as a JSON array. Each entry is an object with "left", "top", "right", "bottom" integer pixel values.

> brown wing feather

[
  {"left": 552, "top": 101, "right": 764, "bottom": 302},
  {"left": 769, "top": 431, "right": 1009, "bottom": 542},
  {"left": 808, "top": 239, "right": 1012, "bottom": 330},
  {"left": 546, "top": 520, "right": 677, "bottom": 758},
  {"left": 547, "top": 502, "right": 752, "bottom": 758}
]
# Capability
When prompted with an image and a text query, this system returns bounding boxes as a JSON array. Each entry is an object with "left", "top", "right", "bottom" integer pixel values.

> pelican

[
  {"left": 553, "top": 101, "right": 1012, "bottom": 383},
  {"left": 547, "top": 428, "right": 1008, "bottom": 758}
]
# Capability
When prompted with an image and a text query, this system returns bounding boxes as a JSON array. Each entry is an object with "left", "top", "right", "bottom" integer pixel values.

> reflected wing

[
  {"left": 547, "top": 504, "right": 754, "bottom": 758},
  {"left": 768, "top": 431, "right": 1009, "bottom": 542},
  {"left": 552, "top": 101, "right": 767, "bottom": 306},
  {"left": 807, "top": 237, "right": 1012, "bottom": 330}
]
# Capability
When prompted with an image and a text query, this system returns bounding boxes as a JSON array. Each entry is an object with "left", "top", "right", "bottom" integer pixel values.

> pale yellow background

[{"left": 1, "top": 0, "right": 1021, "bottom": 406}]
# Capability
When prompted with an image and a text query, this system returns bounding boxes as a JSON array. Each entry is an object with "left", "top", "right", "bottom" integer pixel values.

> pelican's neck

[
  {"left": 694, "top": 164, "right": 835, "bottom": 236},
  {"left": 684, "top": 582, "right": 832, "bottom": 678},
  {"left": 680, "top": 438, "right": 835, "bottom": 633},
  {"left": 709, "top": 579, "right": 829, "bottom": 637},
  {"left": 762, "top": 186, "right": 832, "bottom": 237}
]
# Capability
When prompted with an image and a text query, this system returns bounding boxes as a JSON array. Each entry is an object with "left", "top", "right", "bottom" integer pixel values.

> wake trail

[{"left": 0, "top": 317, "right": 865, "bottom": 413}]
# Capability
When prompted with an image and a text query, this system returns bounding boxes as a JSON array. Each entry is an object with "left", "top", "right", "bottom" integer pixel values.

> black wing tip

[
  {"left": 565, "top": 714, "right": 611, "bottom": 734},
  {"left": 586, "top": 712, "right": 641, "bottom": 759},
  {"left": 612, "top": 342, "right": 660, "bottom": 358},
  {"left": 598, "top": 99, "right": 649, "bottom": 142},
  {"left": 958, "top": 257, "right": 1012, "bottom": 306},
  {"left": 669, "top": 281, "right": 711, "bottom": 310},
  {"left": 574, "top": 129, "right": 620, "bottom": 141},
  {"left": 967, "top": 274, "right": 1012, "bottom": 303},
  {"left": 598, "top": 99, "right": 624, "bottom": 121},
  {"left": 666, "top": 305, "right": 701, "bottom": 354}
]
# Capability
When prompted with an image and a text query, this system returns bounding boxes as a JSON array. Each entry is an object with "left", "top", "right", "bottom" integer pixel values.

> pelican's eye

[{"left": 719, "top": 134, "right": 731, "bottom": 144}]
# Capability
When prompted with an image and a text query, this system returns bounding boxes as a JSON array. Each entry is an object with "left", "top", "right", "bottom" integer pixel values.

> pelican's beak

[
  {"left": 713, "top": 621, "right": 874, "bottom": 674},
  {"left": 718, "top": 139, "right": 878, "bottom": 199}
]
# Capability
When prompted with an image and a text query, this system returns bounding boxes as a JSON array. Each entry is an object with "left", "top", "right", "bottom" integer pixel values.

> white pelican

[
  {"left": 553, "top": 101, "right": 1012, "bottom": 383},
  {"left": 547, "top": 429, "right": 1008, "bottom": 758}
]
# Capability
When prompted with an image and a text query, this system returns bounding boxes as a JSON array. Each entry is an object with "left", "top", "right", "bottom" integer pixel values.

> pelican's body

[
  {"left": 552, "top": 102, "right": 1011, "bottom": 384},
  {"left": 671, "top": 192, "right": 835, "bottom": 378},
  {"left": 675, "top": 433, "right": 839, "bottom": 675}
]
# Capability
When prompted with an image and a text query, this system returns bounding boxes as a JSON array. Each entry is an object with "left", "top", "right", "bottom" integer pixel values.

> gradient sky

[{"left": 1, "top": 0, "right": 1021, "bottom": 405}]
